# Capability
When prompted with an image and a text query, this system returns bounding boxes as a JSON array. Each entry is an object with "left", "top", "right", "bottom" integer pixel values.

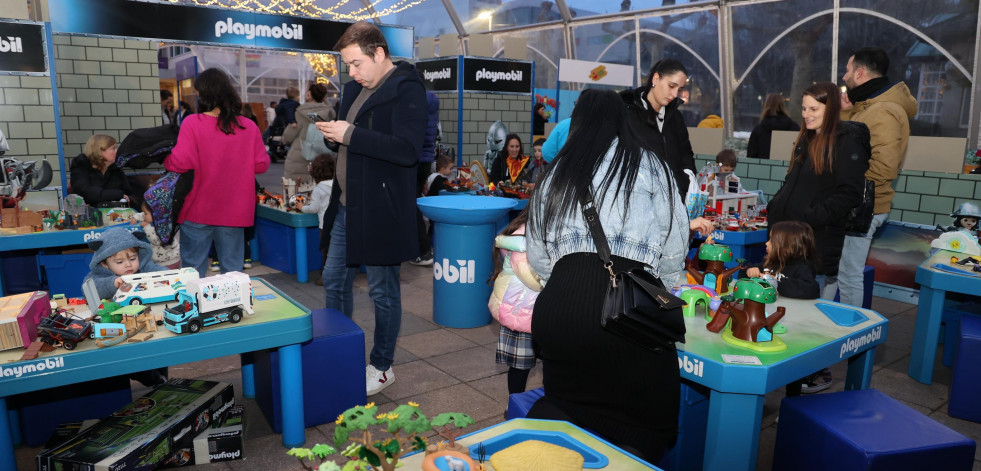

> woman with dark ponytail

[{"left": 165, "top": 68, "right": 270, "bottom": 275}]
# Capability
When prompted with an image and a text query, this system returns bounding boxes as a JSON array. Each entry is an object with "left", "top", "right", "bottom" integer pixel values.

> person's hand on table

[
  {"left": 690, "top": 217, "right": 715, "bottom": 237},
  {"left": 316, "top": 120, "right": 351, "bottom": 143},
  {"left": 746, "top": 267, "right": 762, "bottom": 278},
  {"left": 114, "top": 278, "right": 132, "bottom": 291}
]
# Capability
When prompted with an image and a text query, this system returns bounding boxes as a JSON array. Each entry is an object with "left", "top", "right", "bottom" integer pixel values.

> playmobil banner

[
  {"left": 463, "top": 57, "right": 532, "bottom": 94},
  {"left": 558, "top": 58, "right": 634, "bottom": 87},
  {"left": 47, "top": 0, "right": 414, "bottom": 57},
  {"left": 416, "top": 58, "right": 458, "bottom": 91},
  {"left": 0, "top": 21, "right": 47, "bottom": 73}
]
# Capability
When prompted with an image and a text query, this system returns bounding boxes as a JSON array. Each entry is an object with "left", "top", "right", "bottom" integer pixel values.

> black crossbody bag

[{"left": 579, "top": 192, "right": 686, "bottom": 351}]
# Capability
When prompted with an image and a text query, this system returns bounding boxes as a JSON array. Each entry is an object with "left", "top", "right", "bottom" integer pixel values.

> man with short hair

[
  {"left": 833, "top": 47, "right": 918, "bottom": 307},
  {"left": 316, "top": 21, "right": 428, "bottom": 396},
  {"left": 160, "top": 90, "right": 176, "bottom": 125}
]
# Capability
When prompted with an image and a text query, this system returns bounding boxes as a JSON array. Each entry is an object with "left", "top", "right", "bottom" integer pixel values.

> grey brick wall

[
  {"left": 53, "top": 34, "right": 162, "bottom": 161},
  {"left": 0, "top": 74, "right": 60, "bottom": 175},
  {"left": 458, "top": 92, "right": 533, "bottom": 162},
  {"left": 694, "top": 154, "right": 981, "bottom": 228}
]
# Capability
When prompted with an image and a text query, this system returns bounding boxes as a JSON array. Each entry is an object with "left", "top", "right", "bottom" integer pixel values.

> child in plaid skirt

[{"left": 488, "top": 209, "right": 542, "bottom": 394}]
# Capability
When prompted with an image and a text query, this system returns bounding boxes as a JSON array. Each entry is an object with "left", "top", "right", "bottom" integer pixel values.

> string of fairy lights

[
  {"left": 162, "top": 0, "right": 430, "bottom": 21},
  {"left": 304, "top": 53, "right": 338, "bottom": 84}
]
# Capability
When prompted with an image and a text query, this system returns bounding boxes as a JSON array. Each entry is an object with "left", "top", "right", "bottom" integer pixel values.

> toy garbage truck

[{"left": 163, "top": 272, "right": 254, "bottom": 334}]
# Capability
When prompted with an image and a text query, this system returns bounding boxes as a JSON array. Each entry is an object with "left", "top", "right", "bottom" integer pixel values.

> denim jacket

[{"left": 526, "top": 142, "right": 689, "bottom": 288}]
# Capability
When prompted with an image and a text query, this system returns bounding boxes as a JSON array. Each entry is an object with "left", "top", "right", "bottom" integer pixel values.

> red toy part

[{"left": 67, "top": 298, "right": 87, "bottom": 305}]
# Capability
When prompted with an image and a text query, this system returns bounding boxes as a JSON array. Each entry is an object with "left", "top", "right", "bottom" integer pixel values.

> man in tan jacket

[{"left": 832, "top": 47, "right": 918, "bottom": 307}]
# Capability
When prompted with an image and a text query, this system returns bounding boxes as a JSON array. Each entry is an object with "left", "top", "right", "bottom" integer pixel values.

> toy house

[{"left": 0, "top": 291, "right": 50, "bottom": 351}]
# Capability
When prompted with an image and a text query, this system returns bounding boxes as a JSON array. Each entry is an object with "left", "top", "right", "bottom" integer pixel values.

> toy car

[{"left": 37, "top": 310, "right": 93, "bottom": 350}]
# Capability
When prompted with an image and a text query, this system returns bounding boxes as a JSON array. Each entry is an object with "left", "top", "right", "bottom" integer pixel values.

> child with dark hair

[
  {"left": 423, "top": 154, "right": 455, "bottom": 197},
  {"left": 531, "top": 137, "right": 548, "bottom": 184},
  {"left": 296, "top": 153, "right": 335, "bottom": 285},
  {"left": 715, "top": 148, "right": 745, "bottom": 193}
]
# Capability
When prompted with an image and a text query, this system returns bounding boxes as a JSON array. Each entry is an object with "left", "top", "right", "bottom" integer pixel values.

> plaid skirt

[{"left": 496, "top": 325, "right": 535, "bottom": 369}]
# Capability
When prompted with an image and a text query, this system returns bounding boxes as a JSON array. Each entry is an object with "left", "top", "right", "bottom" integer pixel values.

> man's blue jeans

[
  {"left": 822, "top": 213, "right": 888, "bottom": 305},
  {"left": 180, "top": 221, "right": 244, "bottom": 275},
  {"left": 323, "top": 204, "right": 402, "bottom": 371}
]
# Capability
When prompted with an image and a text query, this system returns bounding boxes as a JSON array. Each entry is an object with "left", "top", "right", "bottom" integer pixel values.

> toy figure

[
  {"left": 685, "top": 242, "right": 745, "bottom": 294},
  {"left": 484, "top": 121, "right": 509, "bottom": 171},
  {"left": 938, "top": 202, "right": 981, "bottom": 237},
  {"left": 707, "top": 278, "right": 786, "bottom": 343}
]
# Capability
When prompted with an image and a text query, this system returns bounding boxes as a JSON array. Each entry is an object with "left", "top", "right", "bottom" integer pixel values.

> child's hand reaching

[
  {"left": 746, "top": 267, "right": 762, "bottom": 278},
  {"left": 114, "top": 278, "right": 133, "bottom": 291}
]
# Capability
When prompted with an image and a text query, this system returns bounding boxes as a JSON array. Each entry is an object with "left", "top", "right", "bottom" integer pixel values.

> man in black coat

[{"left": 317, "top": 21, "right": 428, "bottom": 396}]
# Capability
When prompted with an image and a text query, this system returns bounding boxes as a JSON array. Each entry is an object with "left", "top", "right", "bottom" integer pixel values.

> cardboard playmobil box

[
  {"left": 36, "top": 378, "right": 234, "bottom": 471},
  {"left": 161, "top": 404, "right": 246, "bottom": 467}
]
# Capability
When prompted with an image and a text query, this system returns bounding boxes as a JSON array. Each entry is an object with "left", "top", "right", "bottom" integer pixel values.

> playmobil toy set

[{"left": 257, "top": 176, "right": 316, "bottom": 212}]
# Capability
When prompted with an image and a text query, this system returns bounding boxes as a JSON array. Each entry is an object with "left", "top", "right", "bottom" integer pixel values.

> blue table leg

[
  {"left": 295, "top": 228, "right": 308, "bottom": 283},
  {"left": 910, "top": 286, "right": 945, "bottom": 384},
  {"left": 703, "top": 391, "right": 764, "bottom": 471},
  {"left": 240, "top": 352, "right": 256, "bottom": 398},
  {"left": 279, "top": 343, "right": 305, "bottom": 447},
  {"left": 0, "top": 397, "right": 16, "bottom": 471},
  {"left": 0, "top": 256, "right": 5, "bottom": 296},
  {"left": 845, "top": 346, "right": 876, "bottom": 390},
  {"left": 250, "top": 230, "right": 260, "bottom": 263}
]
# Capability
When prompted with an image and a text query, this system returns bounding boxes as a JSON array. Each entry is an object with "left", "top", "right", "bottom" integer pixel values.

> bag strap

[{"left": 578, "top": 191, "right": 617, "bottom": 282}]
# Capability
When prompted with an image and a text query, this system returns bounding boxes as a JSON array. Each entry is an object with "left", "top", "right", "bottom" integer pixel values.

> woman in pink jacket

[{"left": 165, "top": 68, "right": 269, "bottom": 274}]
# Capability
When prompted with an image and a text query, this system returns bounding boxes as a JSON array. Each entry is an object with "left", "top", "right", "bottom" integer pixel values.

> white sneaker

[{"left": 366, "top": 365, "right": 394, "bottom": 396}]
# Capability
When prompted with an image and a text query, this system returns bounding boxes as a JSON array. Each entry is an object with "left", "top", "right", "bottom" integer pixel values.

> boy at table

[{"left": 83, "top": 226, "right": 169, "bottom": 385}]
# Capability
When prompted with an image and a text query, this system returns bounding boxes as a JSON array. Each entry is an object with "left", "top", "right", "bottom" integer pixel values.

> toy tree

[
  {"left": 96, "top": 300, "right": 122, "bottom": 323},
  {"left": 333, "top": 402, "right": 430, "bottom": 471},
  {"left": 430, "top": 412, "right": 474, "bottom": 448},
  {"left": 287, "top": 443, "right": 340, "bottom": 471}
]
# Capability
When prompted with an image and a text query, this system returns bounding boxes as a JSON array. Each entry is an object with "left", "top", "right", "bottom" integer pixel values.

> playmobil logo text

[
  {"left": 211, "top": 450, "right": 242, "bottom": 460},
  {"left": 678, "top": 354, "right": 704, "bottom": 377},
  {"left": 0, "top": 356, "right": 64, "bottom": 378},
  {"left": 214, "top": 18, "right": 303, "bottom": 41},
  {"left": 475, "top": 68, "right": 523, "bottom": 82},
  {"left": 82, "top": 227, "right": 140, "bottom": 243},
  {"left": 434, "top": 259, "right": 475, "bottom": 284},
  {"left": 840, "top": 325, "right": 882, "bottom": 358},
  {"left": 424, "top": 68, "right": 452, "bottom": 82},
  {"left": 0, "top": 36, "right": 23, "bottom": 53},
  {"left": 214, "top": 399, "right": 234, "bottom": 419}
]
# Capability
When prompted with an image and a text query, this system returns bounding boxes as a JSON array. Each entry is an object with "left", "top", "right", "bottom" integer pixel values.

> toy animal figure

[
  {"left": 938, "top": 202, "right": 981, "bottom": 238},
  {"left": 686, "top": 243, "right": 745, "bottom": 294},
  {"left": 707, "top": 279, "right": 785, "bottom": 342}
]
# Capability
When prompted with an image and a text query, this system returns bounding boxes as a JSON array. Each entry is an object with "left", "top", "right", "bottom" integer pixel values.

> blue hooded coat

[{"left": 82, "top": 227, "right": 168, "bottom": 299}]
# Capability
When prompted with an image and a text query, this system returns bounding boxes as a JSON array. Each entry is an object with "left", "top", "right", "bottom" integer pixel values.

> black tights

[{"left": 507, "top": 367, "right": 530, "bottom": 395}]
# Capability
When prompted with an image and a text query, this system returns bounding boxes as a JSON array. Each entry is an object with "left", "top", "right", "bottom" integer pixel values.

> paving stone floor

[{"left": 13, "top": 162, "right": 981, "bottom": 470}]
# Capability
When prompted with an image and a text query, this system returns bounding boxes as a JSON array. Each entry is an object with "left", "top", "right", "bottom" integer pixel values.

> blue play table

[
  {"left": 253, "top": 204, "right": 320, "bottom": 283},
  {"left": 677, "top": 296, "right": 888, "bottom": 471},
  {"left": 0, "top": 224, "right": 140, "bottom": 296},
  {"left": 911, "top": 249, "right": 979, "bottom": 384},
  {"left": 0, "top": 278, "right": 312, "bottom": 471},
  {"left": 417, "top": 196, "right": 517, "bottom": 328}
]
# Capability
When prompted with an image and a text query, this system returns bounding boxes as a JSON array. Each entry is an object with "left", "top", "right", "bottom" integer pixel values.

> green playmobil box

[
  {"left": 160, "top": 404, "right": 246, "bottom": 467},
  {"left": 36, "top": 378, "right": 234, "bottom": 471}
]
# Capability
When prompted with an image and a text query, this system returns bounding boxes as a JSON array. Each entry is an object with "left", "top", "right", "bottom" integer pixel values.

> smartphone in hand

[{"left": 307, "top": 113, "right": 327, "bottom": 122}]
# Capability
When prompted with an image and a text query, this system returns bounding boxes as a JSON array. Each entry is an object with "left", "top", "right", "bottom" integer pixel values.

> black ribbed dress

[{"left": 528, "top": 252, "right": 680, "bottom": 462}]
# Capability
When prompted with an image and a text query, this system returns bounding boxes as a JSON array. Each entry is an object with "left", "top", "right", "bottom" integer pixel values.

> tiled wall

[
  {"left": 696, "top": 154, "right": 981, "bottom": 227},
  {"left": 52, "top": 35, "right": 162, "bottom": 159},
  {"left": 438, "top": 92, "right": 533, "bottom": 164},
  {"left": 0, "top": 34, "right": 161, "bottom": 179}
]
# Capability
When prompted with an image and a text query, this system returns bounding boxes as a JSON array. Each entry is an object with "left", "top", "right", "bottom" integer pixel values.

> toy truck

[{"left": 163, "top": 272, "right": 253, "bottom": 334}]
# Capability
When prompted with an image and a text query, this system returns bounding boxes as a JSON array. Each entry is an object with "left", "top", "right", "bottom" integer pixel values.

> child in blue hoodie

[
  {"left": 84, "top": 227, "right": 168, "bottom": 301},
  {"left": 83, "top": 227, "right": 169, "bottom": 386}
]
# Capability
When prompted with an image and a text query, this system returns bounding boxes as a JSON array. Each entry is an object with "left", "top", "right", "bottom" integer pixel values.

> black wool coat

[
  {"left": 69, "top": 154, "right": 132, "bottom": 206},
  {"left": 330, "top": 61, "right": 428, "bottom": 266},
  {"left": 619, "top": 87, "right": 696, "bottom": 199},
  {"left": 767, "top": 121, "right": 871, "bottom": 276}
]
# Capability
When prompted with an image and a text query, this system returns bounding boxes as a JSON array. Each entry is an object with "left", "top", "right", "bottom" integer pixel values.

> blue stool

[
  {"left": 506, "top": 387, "right": 543, "bottom": 420},
  {"left": 252, "top": 308, "right": 366, "bottom": 433},
  {"left": 941, "top": 302, "right": 981, "bottom": 366},
  {"left": 950, "top": 314, "right": 981, "bottom": 422},
  {"left": 774, "top": 389, "right": 975, "bottom": 471}
]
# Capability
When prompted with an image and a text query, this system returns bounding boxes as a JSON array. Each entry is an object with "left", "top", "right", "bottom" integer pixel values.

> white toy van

[{"left": 112, "top": 267, "right": 200, "bottom": 306}]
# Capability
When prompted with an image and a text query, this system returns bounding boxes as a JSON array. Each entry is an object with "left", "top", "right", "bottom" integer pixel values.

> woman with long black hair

[
  {"left": 526, "top": 89, "right": 690, "bottom": 463},
  {"left": 165, "top": 68, "right": 270, "bottom": 275}
]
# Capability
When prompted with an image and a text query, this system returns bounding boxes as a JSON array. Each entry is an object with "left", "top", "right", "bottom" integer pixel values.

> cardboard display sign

[{"left": 0, "top": 21, "right": 46, "bottom": 73}]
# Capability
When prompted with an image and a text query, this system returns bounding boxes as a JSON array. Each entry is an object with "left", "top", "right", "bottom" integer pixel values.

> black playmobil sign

[
  {"left": 47, "top": 0, "right": 413, "bottom": 57},
  {"left": 463, "top": 57, "right": 532, "bottom": 94},
  {"left": 0, "top": 21, "right": 47, "bottom": 73},
  {"left": 416, "top": 58, "right": 458, "bottom": 91}
]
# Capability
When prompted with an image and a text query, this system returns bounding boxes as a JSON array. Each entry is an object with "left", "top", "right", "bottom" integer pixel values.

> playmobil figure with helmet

[
  {"left": 938, "top": 202, "right": 981, "bottom": 238},
  {"left": 484, "top": 121, "right": 509, "bottom": 170}
]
